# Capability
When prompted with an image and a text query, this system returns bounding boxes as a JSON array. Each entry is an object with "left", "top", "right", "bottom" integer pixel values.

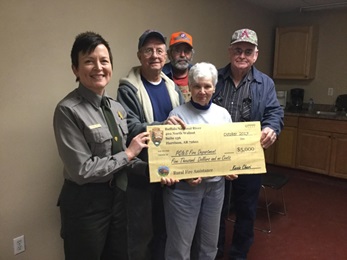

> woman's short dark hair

[{"left": 70, "top": 31, "right": 113, "bottom": 71}]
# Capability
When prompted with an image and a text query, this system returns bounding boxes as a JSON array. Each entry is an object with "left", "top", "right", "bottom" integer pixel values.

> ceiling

[{"left": 243, "top": 0, "right": 347, "bottom": 13}]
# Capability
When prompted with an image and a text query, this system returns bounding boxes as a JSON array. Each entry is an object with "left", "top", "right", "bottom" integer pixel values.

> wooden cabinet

[
  {"left": 275, "top": 116, "right": 298, "bottom": 167},
  {"left": 265, "top": 115, "right": 298, "bottom": 168},
  {"left": 275, "top": 126, "right": 297, "bottom": 167},
  {"left": 264, "top": 142, "right": 275, "bottom": 164},
  {"left": 267, "top": 115, "right": 347, "bottom": 179},
  {"left": 273, "top": 26, "right": 318, "bottom": 80},
  {"left": 330, "top": 134, "right": 347, "bottom": 178},
  {"left": 296, "top": 129, "right": 331, "bottom": 174},
  {"left": 296, "top": 118, "right": 347, "bottom": 178}
]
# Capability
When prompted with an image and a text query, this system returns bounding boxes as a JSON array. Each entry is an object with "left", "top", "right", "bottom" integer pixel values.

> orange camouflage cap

[{"left": 169, "top": 31, "right": 193, "bottom": 48}]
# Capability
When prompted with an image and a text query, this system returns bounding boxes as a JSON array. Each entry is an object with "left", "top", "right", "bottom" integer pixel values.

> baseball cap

[
  {"left": 138, "top": 29, "right": 166, "bottom": 50},
  {"left": 169, "top": 31, "right": 193, "bottom": 48},
  {"left": 230, "top": 29, "right": 258, "bottom": 46}
]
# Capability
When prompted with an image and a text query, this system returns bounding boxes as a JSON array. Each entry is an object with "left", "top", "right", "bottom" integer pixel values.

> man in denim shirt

[{"left": 213, "top": 28, "right": 284, "bottom": 260}]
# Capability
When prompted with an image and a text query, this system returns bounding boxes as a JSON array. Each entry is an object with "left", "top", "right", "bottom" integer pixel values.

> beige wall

[
  {"left": 0, "top": 0, "right": 275, "bottom": 259},
  {"left": 274, "top": 9, "right": 347, "bottom": 105}
]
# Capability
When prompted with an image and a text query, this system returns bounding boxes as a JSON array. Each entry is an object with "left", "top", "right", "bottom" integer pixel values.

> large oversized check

[{"left": 147, "top": 121, "right": 266, "bottom": 183}]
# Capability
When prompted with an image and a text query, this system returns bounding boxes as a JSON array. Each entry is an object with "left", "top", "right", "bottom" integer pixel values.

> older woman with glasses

[{"left": 162, "top": 62, "right": 238, "bottom": 260}]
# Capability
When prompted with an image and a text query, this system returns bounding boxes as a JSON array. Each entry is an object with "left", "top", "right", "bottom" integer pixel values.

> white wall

[{"left": 0, "top": 0, "right": 275, "bottom": 259}]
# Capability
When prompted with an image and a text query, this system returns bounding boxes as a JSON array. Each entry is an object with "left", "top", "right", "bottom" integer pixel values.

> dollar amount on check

[{"left": 147, "top": 121, "right": 266, "bottom": 183}]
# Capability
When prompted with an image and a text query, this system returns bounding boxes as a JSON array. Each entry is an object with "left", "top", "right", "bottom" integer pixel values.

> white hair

[{"left": 188, "top": 62, "right": 218, "bottom": 86}]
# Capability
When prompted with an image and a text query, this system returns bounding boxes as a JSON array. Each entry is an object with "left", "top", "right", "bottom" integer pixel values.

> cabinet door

[
  {"left": 264, "top": 144, "right": 275, "bottom": 164},
  {"left": 275, "top": 126, "right": 297, "bottom": 167},
  {"left": 273, "top": 26, "right": 317, "bottom": 79},
  {"left": 330, "top": 134, "right": 347, "bottom": 178},
  {"left": 296, "top": 129, "right": 331, "bottom": 174}
]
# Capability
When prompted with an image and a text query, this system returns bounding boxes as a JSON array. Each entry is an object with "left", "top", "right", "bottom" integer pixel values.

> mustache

[{"left": 175, "top": 59, "right": 189, "bottom": 64}]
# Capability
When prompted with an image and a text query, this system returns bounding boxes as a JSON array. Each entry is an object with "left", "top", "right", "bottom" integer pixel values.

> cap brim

[
  {"left": 170, "top": 40, "right": 193, "bottom": 48},
  {"left": 230, "top": 39, "right": 257, "bottom": 46},
  {"left": 139, "top": 31, "right": 166, "bottom": 49}
]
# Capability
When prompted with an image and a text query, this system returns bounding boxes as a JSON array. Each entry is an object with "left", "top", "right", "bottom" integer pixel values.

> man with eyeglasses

[
  {"left": 117, "top": 29, "right": 184, "bottom": 260},
  {"left": 213, "top": 28, "right": 283, "bottom": 260},
  {"left": 163, "top": 31, "right": 194, "bottom": 102}
]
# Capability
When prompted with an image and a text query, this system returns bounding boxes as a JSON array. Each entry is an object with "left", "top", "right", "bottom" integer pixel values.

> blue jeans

[
  {"left": 163, "top": 178, "right": 225, "bottom": 260},
  {"left": 218, "top": 174, "right": 262, "bottom": 259}
]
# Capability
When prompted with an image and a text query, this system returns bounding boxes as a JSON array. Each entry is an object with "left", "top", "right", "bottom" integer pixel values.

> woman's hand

[
  {"left": 225, "top": 174, "right": 238, "bottom": 181},
  {"left": 185, "top": 177, "right": 202, "bottom": 186},
  {"left": 161, "top": 177, "right": 179, "bottom": 186},
  {"left": 125, "top": 131, "right": 149, "bottom": 161},
  {"left": 164, "top": 116, "right": 186, "bottom": 129}
]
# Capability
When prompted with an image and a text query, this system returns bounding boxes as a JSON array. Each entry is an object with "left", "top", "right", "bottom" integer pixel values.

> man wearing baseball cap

[
  {"left": 213, "top": 28, "right": 283, "bottom": 260},
  {"left": 117, "top": 29, "right": 184, "bottom": 260},
  {"left": 163, "top": 31, "right": 194, "bottom": 102}
]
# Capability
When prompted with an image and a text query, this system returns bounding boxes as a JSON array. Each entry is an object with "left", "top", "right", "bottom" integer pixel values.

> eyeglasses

[
  {"left": 141, "top": 48, "right": 166, "bottom": 58},
  {"left": 171, "top": 47, "right": 193, "bottom": 56},
  {"left": 231, "top": 47, "right": 255, "bottom": 56}
]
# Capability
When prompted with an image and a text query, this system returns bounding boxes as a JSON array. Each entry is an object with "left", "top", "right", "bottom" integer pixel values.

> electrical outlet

[
  {"left": 328, "top": 88, "right": 334, "bottom": 96},
  {"left": 13, "top": 235, "right": 25, "bottom": 255}
]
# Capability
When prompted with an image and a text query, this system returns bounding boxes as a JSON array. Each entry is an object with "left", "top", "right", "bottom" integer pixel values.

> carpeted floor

[{"left": 219, "top": 165, "right": 347, "bottom": 260}]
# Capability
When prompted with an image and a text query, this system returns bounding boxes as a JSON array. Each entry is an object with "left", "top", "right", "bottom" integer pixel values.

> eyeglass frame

[
  {"left": 140, "top": 47, "right": 167, "bottom": 58},
  {"left": 229, "top": 46, "right": 256, "bottom": 57}
]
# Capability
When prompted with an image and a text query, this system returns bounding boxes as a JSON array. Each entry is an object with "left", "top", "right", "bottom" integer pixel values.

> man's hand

[{"left": 260, "top": 127, "right": 277, "bottom": 149}]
